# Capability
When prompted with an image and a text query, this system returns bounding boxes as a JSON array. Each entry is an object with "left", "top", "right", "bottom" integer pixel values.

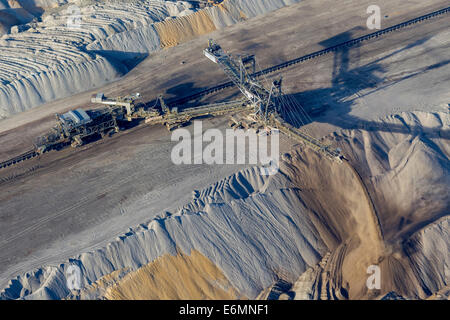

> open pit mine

[{"left": 0, "top": 0, "right": 448, "bottom": 302}]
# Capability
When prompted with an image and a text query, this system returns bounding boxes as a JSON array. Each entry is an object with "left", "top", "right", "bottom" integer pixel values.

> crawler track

[
  {"left": 168, "top": 6, "right": 450, "bottom": 106},
  {"left": 0, "top": 150, "right": 38, "bottom": 169}
]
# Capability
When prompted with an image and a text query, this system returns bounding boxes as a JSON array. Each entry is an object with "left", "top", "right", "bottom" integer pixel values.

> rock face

[
  {"left": 337, "top": 112, "right": 450, "bottom": 241},
  {"left": 0, "top": 111, "right": 448, "bottom": 300},
  {"left": 0, "top": 166, "right": 329, "bottom": 300},
  {"left": 0, "top": 0, "right": 53, "bottom": 35},
  {"left": 0, "top": 0, "right": 171, "bottom": 119},
  {"left": 255, "top": 111, "right": 450, "bottom": 301},
  {"left": 0, "top": 0, "right": 302, "bottom": 119},
  {"left": 334, "top": 111, "right": 449, "bottom": 299}
]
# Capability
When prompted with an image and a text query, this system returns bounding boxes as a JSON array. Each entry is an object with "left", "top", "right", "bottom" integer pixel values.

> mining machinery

[
  {"left": 1, "top": 40, "right": 342, "bottom": 170},
  {"left": 4, "top": 5, "right": 450, "bottom": 169},
  {"left": 89, "top": 92, "right": 159, "bottom": 121},
  {"left": 203, "top": 39, "right": 342, "bottom": 162},
  {"left": 145, "top": 95, "right": 251, "bottom": 130},
  {"left": 32, "top": 89, "right": 251, "bottom": 156},
  {"left": 35, "top": 106, "right": 119, "bottom": 152},
  {"left": 204, "top": 39, "right": 280, "bottom": 123},
  {"left": 34, "top": 93, "right": 146, "bottom": 153}
]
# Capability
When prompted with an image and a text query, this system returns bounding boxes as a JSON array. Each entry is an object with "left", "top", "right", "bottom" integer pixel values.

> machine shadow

[
  {"left": 280, "top": 30, "right": 449, "bottom": 140},
  {"left": 164, "top": 82, "right": 218, "bottom": 111},
  {"left": 87, "top": 50, "right": 149, "bottom": 72}
]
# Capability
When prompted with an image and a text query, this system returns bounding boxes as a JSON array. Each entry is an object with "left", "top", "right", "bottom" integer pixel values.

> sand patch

[
  {"left": 104, "top": 249, "right": 241, "bottom": 300},
  {"left": 155, "top": 10, "right": 217, "bottom": 48}
]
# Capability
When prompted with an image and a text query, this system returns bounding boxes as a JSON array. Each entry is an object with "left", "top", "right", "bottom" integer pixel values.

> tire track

[{"left": 0, "top": 166, "right": 151, "bottom": 248}]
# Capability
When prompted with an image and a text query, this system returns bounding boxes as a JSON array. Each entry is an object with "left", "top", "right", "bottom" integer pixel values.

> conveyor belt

[{"left": 168, "top": 6, "right": 450, "bottom": 106}]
